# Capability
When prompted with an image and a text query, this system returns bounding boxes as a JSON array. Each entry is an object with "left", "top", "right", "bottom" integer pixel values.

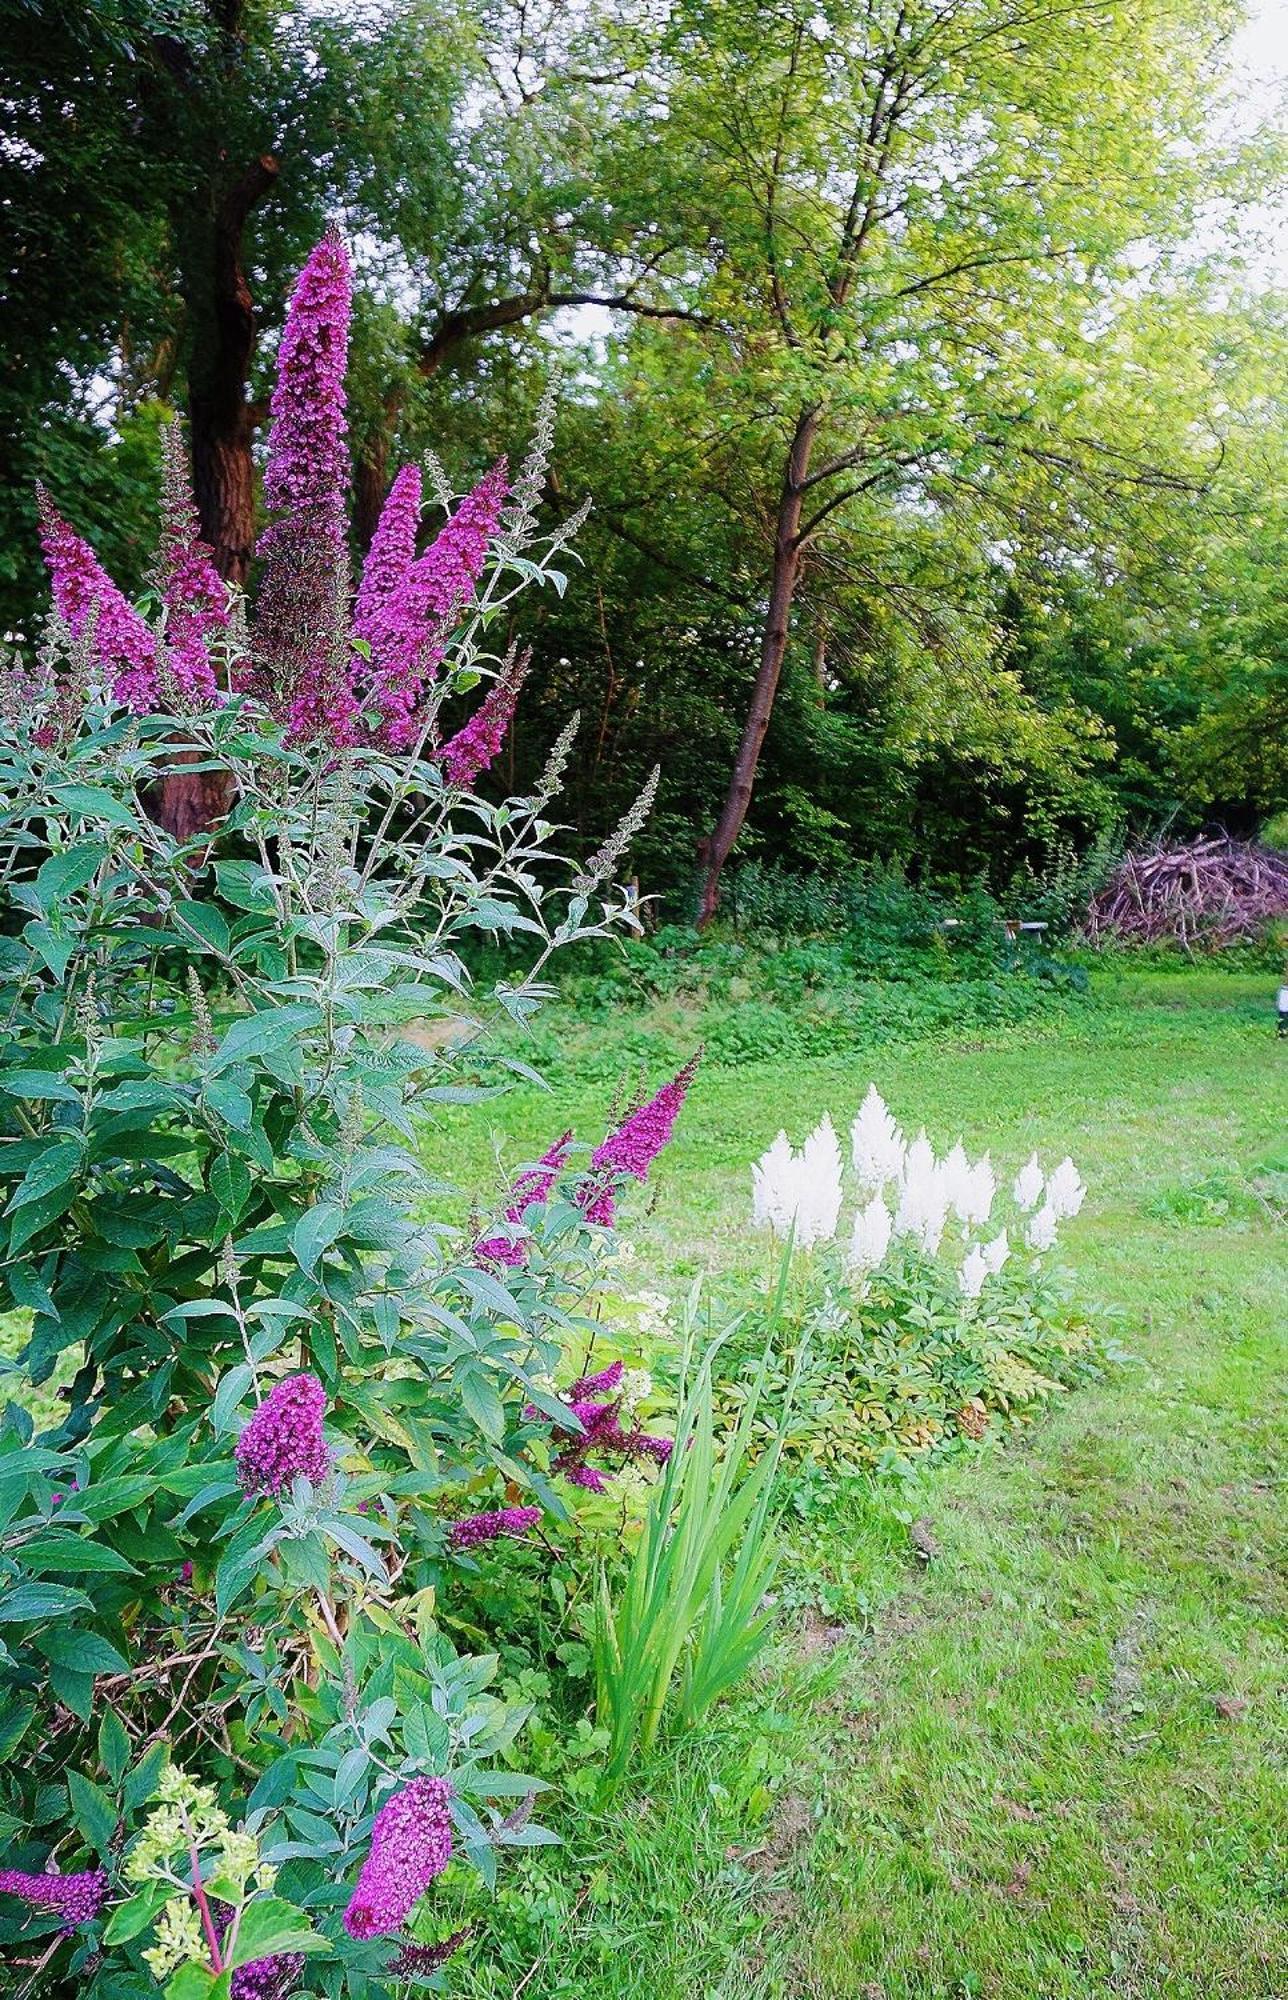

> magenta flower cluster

[
  {"left": 37, "top": 488, "right": 159, "bottom": 713},
  {"left": 447, "top": 1506, "right": 541, "bottom": 1551},
  {"left": 576, "top": 1053, "right": 700, "bottom": 1229},
  {"left": 256, "top": 228, "right": 359, "bottom": 744},
  {"left": 157, "top": 422, "right": 227, "bottom": 705},
  {"left": 527, "top": 1362, "right": 673, "bottom": 1494},
  {"left": 214, "top": 1908, "right": 303, "bottom": 2000},
  {"left": 440, "top": 647, "right": 531, "bottom": 790},
  {"left": 364, "top": 459, "right": 510, "bottom": 749},
  {"left": 476, "top": 1130, "right": 573, "bottom": 1267},
  {"left": 389, "top": 1927, "right": 472, "bottom": 1976},
  {"left": 353, "top": 464, "right": 423, "bottom": 646},
  {"left": 343, "top": 1777, "right": 454, "bottom": 1939},
  {"left": 0, "top": 1867, "right": 108, "bottom": 1932},
  {"left": 235, "top": 1373, "right": 331, "bottom": 1496}
]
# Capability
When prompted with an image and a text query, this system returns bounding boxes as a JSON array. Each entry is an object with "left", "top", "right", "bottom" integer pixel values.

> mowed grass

[{"left": 438, "top": 969, "right": 1287, "bottom": 2000}]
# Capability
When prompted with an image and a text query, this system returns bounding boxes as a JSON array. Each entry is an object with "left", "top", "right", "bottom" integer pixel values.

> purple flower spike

[
  {"left": 215, "top": 1909, "right": 304, "bottom": 2000},
  {"left": 475, "top": 1131, "right": 573, "bottom": 1270},
  {"left": 366, "top": 459, "right": 509, "bottom": 750},
  {"left": 564, "top": 1465, "right": 609, "bottom": 1493},
  {"left": 235, "top": 1373, "right": 330, "bottom": 1497},
  {"left": 593, "top": 1053, "right": 700, "bottom": 1183},
  {"left": 440, "top": 647, "right": 531, "bottom": 790},
  {"left": 253, "top": 229, "right": 358, "bottom": 744},
  {"left": 343, "top": 1777, "right": 454, "bottom": 1939},
  {"left": 569, "top": 1360, "right": 624, "bottom": 1400},
  {"left": 627, "top": 1432, "right": 673, "bottom": 1466},
  {"left": 156, "top": 421, "right": 226, "bottom": 706},
  {"left": 0, "top": 1867, "right": 108, "bottom": 1932},
  {"left": 389, "top": 1927, "right": 472, "bottom": 1977},
  {"left": 353, "top": 465, "right": 422, "bottom": 644},
  {"left": 38, "top": 489, "right": 159, "bottom": 712},
  {"left": 447, "top": 1506, "right": 541, "bottom": 1551}
]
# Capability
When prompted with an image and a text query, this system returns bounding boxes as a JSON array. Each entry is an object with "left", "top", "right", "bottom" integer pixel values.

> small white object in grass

[{"left": 1045, "top": 1156, "right": 1086, "bottom": 1220}]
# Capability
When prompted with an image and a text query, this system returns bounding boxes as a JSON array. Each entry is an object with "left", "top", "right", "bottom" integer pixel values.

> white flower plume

[
  {"left": 1013, "top": 1153, "right": 1044, "bottom": 1211},
  {"left": 1026, "top": 1203, "right": 1059, "bottom": 1252},
  {"left": 1045, "top": 1156, "right": 1085, "bottom": 1221},
  {"left": 847, "top": 1193, "right": 892, "bottom": 1275},
  {"left": 851, "top": 1084, "right": 906, "bottom": 1193}
]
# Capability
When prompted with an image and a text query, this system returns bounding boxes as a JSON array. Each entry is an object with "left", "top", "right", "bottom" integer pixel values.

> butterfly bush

[{"left": 0, "top": 231, "right": 683, "bottom": 1996}]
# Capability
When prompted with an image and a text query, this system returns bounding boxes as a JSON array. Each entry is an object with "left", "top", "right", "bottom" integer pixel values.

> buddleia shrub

[{"left": 0, "top": 234, "right": 696, "bottom": 1996}]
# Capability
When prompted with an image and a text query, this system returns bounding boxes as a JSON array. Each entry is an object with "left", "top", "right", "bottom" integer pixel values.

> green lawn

[{"left": 441, "top": 969, "right": 1287, "bottom": 1999}]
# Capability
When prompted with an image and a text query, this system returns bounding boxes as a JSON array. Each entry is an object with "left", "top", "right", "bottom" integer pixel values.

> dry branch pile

[{"left": 1084, "top": 837, "right": 1288, "bottom": 948}]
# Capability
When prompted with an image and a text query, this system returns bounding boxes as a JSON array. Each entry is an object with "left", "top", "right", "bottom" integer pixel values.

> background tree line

[{"left": 3, "top": 0, "right": 1284, "bottom": 915}]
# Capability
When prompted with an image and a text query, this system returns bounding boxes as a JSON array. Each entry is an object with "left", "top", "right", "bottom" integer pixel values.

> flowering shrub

[
  {"left": 0, "top": 233, "right": 692, "bottom": 1994},
  {"left": 723, "top": 1088, "right": 1103, "bottom": 1493}
]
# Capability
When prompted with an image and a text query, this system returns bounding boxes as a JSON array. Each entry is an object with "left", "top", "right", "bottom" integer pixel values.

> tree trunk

[
  {"left": 696, "top": 407, "right": 818, "bottom": 926},
  {"left": 149, "top": 153, "right": 277, "bottom": 842},
  {"left": 186, "top": 153, "right": 278, "bottom": 584}
]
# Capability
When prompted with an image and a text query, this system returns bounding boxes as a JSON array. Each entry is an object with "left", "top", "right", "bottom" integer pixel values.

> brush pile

[{"left": 1084, "top": 837, "right": 1288, "bottom": 948}]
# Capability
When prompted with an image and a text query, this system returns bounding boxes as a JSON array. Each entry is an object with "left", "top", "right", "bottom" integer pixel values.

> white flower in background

[
  {"left": 752, "top": 1131, "right": 797, "bottom": 1233},
  {"left": 959, "top": 1244, "right": 989, "bottom": 1298},
  {"left": 621, "top": 1367, "right": 653, "bottom": 1415},
  {"left": 851, "top": 1085, "right": 906, "bottom": 1192},
  {"left": 1026, "top": 1202, "right": 1059, "bottom": 1252},
  {"left": 1013, "top": 1153, "right": 1045, "bottom": 1211},
  {"left": 751, "top": 1118, "right": 843, "bottom": 1249},
  {"left": 902, "top": 1128, "right": 936, "bottom": 1191},
  {"left": 799, "top": 1114, "right": 844, "bottom": 1247},
  {"left": 981, "top": 1229, "right": 1010, "bottom": 1277},
  {"left": 953, "top": 1155, "right": 995, "bottom": 1228},
  {"left": 939, "top": 1141, "right": 972, "bottom": 1218},
  {"left": 847, "top": 1193, "right": 893, "bottom": 1275},
  {"left": 894, "top": 1132, "right": 949, "bottom": 1254},
  {"left": 1045, "top": 1156, "right": 1085, "bottom": 1221}
]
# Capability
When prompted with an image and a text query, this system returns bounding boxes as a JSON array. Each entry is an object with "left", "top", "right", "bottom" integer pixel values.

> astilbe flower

[
  {"left": 343, "top": 1778, "right": 454, "bottom": 1939},
  {"left": 364, "top": 459, "right": 509, "bottom": 749},
  {"left": 155, "top": 419, "right": 227, "bottom": 706},
  {"left": 751, "top": 1115, "right": 844, "bottom": 1250},
  {"left": 235, "top": 1373, "right": 330, "bottom": 1496},
  {"left": 0, "top": 1868, "right": 108, "bottom": 1931},
  {"left": 253, "top": 229, "right": 358, "bottom": 744},
  {"left": 440, "top": 646, "right": 531, "bottom": 789},
  {"left": 389, "top": 1927, "right": 472, "bottom": 1977},
  {"left": 476, "top": 1131, "right": 573, "bottom": 1267},
  {"left": 37, "top": 487, "right": 159, "bottom": 711},
  {"left": 447, "top": 1506, "right": 541, "bottom": 1551},
  {"left": 353, "top": 464, "right": 422, "bottom": 645}
]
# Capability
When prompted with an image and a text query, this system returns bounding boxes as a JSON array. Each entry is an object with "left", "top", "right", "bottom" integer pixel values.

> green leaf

[
  {"left": 291, "top": 1202, "right": 343, "bottom": 1275},
  {"left": 0, "top": 1701, "right": 35, "bottom": 1760},
  {"left": 51, "top": 782, "right": 141, "bottom": 831},
  {"left": 205, "top": 1076, "right": 253, "bottom": 1132},
  {"left": 37, "top": 1627, "right": 130, "bottom": 1675},
  {"left": 19, "top": 1531, "right": 139, "bottom": 1575},
  {"left": 0, "top": 1580, "right": 95, "bottom": 1621},
  {"left": 212, "top": 1363, "right": 254, "bottom": 1433},
  {"left": 68, "top": 1769, "right": 120, "bottom": 1849},
  {"left": 226, "top": 1896, "right": 332, "bottom": 1968},
  {"left": 458, "top": 1367, "right": 506, "bottom": 1444},
  {"left": 99, "top": 1706, "right": 130, "bottom": 1785},
  {"left": 209, "top": 1003, "right": 320, "bottom": 1074},
  {"left": 210, "top": 1153, "right": 252, "bottom": 1221},
  {"left": 175, "top": 899, "right": 231, "bottom": 957},
  {"left": 102, "top": 1879, "right": 170, "bottom": 1944},
  {"left": 5, "top": 1137, "right": 83, "bottom": 1214},
  {"left": 123, "top": 1739, "right": 168, "bottom": 1812}
]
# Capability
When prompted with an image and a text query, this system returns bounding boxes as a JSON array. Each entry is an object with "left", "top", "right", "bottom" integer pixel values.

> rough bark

[
  {"left": 150, "top": 153, "right": 277, "bottom": 842},
  {"left": 696, "top": 407, "right": 818, "bottom": 927},
  {"left": 186, "top": 152, "right": 279, "bottom": 584}
]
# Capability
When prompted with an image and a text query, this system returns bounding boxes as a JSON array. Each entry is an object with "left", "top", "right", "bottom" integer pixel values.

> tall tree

[{"left": 577, "top": 0, "right": 1254, "bottom": 918}]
